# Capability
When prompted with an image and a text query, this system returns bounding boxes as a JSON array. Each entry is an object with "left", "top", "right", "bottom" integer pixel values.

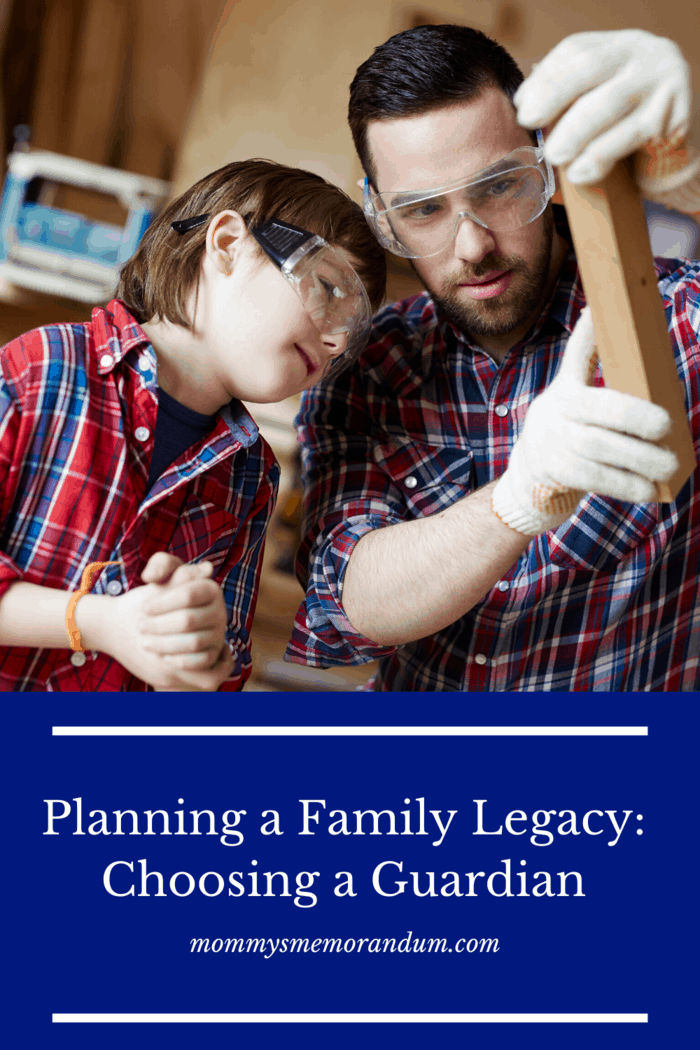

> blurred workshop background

[{"left": 1, "top": 0, "right": 699, "bottom": 690}]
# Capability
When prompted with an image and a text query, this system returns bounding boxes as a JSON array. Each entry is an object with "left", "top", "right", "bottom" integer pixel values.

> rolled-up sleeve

[
  {"left": 285, "top": 364, "right": 406, "bottom": 668},
  {"left": 0, "top": 366, "right": 24, "bottom": 600},
  {"left": 217, "top": 454, "right": 279, "bottom": 690}
]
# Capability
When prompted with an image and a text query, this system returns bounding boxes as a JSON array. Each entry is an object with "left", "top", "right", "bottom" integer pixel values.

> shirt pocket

[
  {"left": 372, "top": 441, "right": 474, "bottom": 518},
  {"left": 168, "top": 476, "right": 240, "bottom": 570},
  {"left": 547, "top": 493, "right": 659, "bottom": 573}
]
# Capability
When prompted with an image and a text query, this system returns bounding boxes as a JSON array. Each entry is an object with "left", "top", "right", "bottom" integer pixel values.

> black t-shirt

[{"left": 146, "top": 386, "right": 218, "bottom": 492}]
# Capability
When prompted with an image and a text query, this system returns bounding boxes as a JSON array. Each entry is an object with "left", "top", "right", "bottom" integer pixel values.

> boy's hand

[
  {"left": 139, "top": 557, "right": 229, "bottom": 673},
  {"left": 80, "top": 555, "right": 233, "bottom": 690}
]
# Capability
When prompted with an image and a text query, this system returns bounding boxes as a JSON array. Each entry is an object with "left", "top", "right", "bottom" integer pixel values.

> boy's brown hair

[{"left": 118, "top": 159, "right": 386, "bottom": 325}]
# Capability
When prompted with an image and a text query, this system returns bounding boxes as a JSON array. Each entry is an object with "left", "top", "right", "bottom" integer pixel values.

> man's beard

[{"left": 419, "top": 206, "right": 555, "bottom": 339}]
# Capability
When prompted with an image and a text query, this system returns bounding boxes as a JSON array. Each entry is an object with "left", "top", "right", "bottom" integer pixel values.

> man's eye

[
  {"left": 398, "top": 200, "right": 442, "bottom": 221},
  {"left": 477, "top": 178, "right": 517, "bottom": 200}
]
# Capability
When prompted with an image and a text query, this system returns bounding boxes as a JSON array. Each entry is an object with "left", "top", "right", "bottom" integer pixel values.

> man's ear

[{"left": 205, "top": 211, "right": 248, "bottom": 275}]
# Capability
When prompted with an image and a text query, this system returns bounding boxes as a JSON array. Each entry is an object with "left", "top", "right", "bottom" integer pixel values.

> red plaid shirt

[{"left": 0, "top": 301, "right": 278, "bottom": 691}]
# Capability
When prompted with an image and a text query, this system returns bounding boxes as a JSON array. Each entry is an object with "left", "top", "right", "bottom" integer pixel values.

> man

[{"left": 285, "top": 25, "right": 700, "bottom": 691}]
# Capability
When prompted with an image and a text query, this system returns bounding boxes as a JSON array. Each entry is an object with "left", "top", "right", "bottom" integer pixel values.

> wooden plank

[{"left": 556, "top": 154, "right": 696, "bottom": 502}]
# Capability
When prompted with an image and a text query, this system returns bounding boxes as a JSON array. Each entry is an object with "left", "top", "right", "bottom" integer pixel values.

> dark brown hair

[
  {"left": 349, "top": 24, "right": 528, "bottom": 185},
  {"left": 118, "top": 159, "right": 386, "bottom": 325}
]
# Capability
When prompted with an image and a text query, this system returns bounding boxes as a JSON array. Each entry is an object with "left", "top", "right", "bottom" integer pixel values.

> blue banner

[{"left": 3, "top": 695, "right": 694, "bottom": 1048}]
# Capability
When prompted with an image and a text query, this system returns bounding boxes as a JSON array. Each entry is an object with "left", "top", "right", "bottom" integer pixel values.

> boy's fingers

[
  {"left": 141, "top": 552, "right": 185, "bottom": 584},
  {"left": 164, "top": 648, "right": 222, "bottom": 670},
  {"left": 144, "top": 626, "right": 225, "bottom": 655},
  {"left": 166, "top": 646, "right": 235, "bottom": 690},
  {"left": 143, "top": 578, "right": 223, "bottom": 617},
  {"left": 142, "top": 557, "right": 213, "bottom": 589},
  {"left": 166, "top": 561, "right": 214, "bottom": 588},
  {"left": 139, "top": 604, "right": 221, "bottom": 637}
]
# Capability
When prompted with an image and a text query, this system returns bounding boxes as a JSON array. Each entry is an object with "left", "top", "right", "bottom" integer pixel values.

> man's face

[{"left": 366, "top": 88, "right": 558, "bottom": 349}]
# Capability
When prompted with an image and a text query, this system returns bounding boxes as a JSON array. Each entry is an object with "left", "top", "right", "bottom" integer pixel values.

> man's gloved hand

[
  {"left": 491, "top": 308, "right": 679, "bottom": 536},
  {"left": 514, "top": 29, "right": 696, "bottom": 192}
]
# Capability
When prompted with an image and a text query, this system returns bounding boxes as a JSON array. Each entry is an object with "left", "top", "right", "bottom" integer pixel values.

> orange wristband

[{"left": 66, "top": 561, "right": 121, "bottom": 652}]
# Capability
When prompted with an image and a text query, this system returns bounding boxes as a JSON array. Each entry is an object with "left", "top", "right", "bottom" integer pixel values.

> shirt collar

[
  {"left": 219, "top": 399, "right": 260, "bottom": 448},
  {"left": 93, "top": 299, "right": 152, "bottom": 374},
  {"left": 94, "top": 300, "right": 260, "bottom": 447}
]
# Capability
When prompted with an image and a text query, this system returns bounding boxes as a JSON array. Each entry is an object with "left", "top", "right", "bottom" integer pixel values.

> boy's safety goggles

[
  {"left": 171, "top": 213, "right": 372, "bottom": 380},
  {"left": 362, "top": 135, "right": 555, "bottom": 259}
]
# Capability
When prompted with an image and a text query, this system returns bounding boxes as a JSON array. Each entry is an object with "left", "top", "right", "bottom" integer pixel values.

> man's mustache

[{"left": 447, "top": 254, "right": 525, "bottom": 288}]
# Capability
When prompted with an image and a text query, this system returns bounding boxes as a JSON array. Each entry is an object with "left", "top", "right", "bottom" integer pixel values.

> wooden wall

[
  {"left": 175, "top": 0, "right": 700, "bottom": 194},
  {"left": 174, "top": 0, "right": 700, "bottom": 304},
  {"left": 1, "top": 0, "right": 226, "bottom": 179},
  {"left": 0, "top": 0, "right": 227, "bottom": 339}
]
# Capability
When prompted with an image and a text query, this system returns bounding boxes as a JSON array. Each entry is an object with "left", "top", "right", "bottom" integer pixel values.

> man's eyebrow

[
  {"left": 388, "top": 187, "right": 444, "bottom": 209},
  {"left": 385, "top": 158, "right": 534, "bottom": 208}
]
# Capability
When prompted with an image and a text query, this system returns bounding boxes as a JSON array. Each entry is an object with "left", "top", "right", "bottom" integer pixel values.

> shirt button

[
  {"left": 474, "top": 653, "right": 488, "bottom": 665},
  {"left": 70, "top": 651, "right": 87, "bottom": 667},
  {"left": 498, "top": 580, "right": 510, "bottom": 591},
  {"left": 138, "top": 355, "right": 151, "bottom": 372},
  {"left": 494, "top": 404, "right": 509, "bottom": 417},
  {"left": 100, "top": 353, "right": 113, "bottom": 368},
  {"left": 404, "top": 476, "right": 418, "bottom": 489},
  {"left": 134, "top": 426, "right": 150, "bottom": 442},
  {"left": 107, "top": 580, "right": 123, "bottom": 596}
]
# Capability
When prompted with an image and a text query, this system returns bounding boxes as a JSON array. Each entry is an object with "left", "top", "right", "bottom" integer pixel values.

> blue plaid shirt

[{"left": 286, "top": 217, "right": 700, "bottom": 691}]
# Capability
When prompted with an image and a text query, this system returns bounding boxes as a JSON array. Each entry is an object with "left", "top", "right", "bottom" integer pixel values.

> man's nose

[{"left": 452, "top": 213, "right": 497, "bottom": 264}]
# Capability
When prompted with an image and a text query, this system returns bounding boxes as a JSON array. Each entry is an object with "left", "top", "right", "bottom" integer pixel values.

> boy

[{"left": 0, "top": 159, "right": 385, "bottom": 691}]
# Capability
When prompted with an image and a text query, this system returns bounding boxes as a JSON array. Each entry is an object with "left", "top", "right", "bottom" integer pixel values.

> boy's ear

[{"left": 205, "top": 211, "right": 249, "bottom": 274}]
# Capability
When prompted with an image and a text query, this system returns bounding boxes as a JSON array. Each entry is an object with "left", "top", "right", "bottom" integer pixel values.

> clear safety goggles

[
  {"left": 251, "top": 219, "right": 372, "bottom": 379},
  {"left": 171, "top": 213, "right": 372, "bottom": 380},
  {"left": 362, "top": 133, "right": 555, "bottom": 259}
]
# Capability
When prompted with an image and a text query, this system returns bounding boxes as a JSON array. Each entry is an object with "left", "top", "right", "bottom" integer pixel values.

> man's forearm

[{"left": 341, "top": 481, "right": 531, "bottom": 645}]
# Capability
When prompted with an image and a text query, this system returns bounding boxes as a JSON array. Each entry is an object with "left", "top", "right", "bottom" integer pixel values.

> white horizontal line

[
  {"left": 52, "top": 1013, "right": 648, "bottom": 1024},
  {"left": 51, "top": 726, "right": 648, "bottom": 737}
]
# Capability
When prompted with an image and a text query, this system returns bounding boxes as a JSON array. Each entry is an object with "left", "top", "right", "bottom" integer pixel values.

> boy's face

[
  {"left": 366, "top": 88, "right": 561, "bottom": 354},
  {"left": 206, "top": 242, "right": 350, "bottom": 404}
]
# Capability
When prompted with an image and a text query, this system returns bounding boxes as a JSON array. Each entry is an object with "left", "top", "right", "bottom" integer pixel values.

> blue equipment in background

[{"left": 0, "top": 143, "right": 169, "bottom": 303}]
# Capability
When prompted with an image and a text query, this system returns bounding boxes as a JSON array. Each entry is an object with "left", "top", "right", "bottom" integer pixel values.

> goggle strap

[
  {"left": 283, "top": 235, "right": 327, "bottom": 276},
  {"left": 251, "top": 219, "right": 314, "bottom": 270},
  {"left": 170, "top": 213, "right": 210, "bottom": 234},
  {"left": 535, "top": 129, "right": 556, "bottom": 197},
  {"left": 362, "top": 178, "right": 374, "bottom": 214}
]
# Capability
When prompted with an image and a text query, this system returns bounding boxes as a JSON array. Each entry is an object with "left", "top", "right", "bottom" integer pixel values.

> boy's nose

[{"left": 322, "top": 329, "right": 349, "bottom": 357}]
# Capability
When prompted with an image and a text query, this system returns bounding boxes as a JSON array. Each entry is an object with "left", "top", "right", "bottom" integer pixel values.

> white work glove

[
  {"left": 514, "top": 30, "right": 700, "bottom": 209},
  {"left": 491, "top": 308, "right": 678, "bottom": 536}
]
